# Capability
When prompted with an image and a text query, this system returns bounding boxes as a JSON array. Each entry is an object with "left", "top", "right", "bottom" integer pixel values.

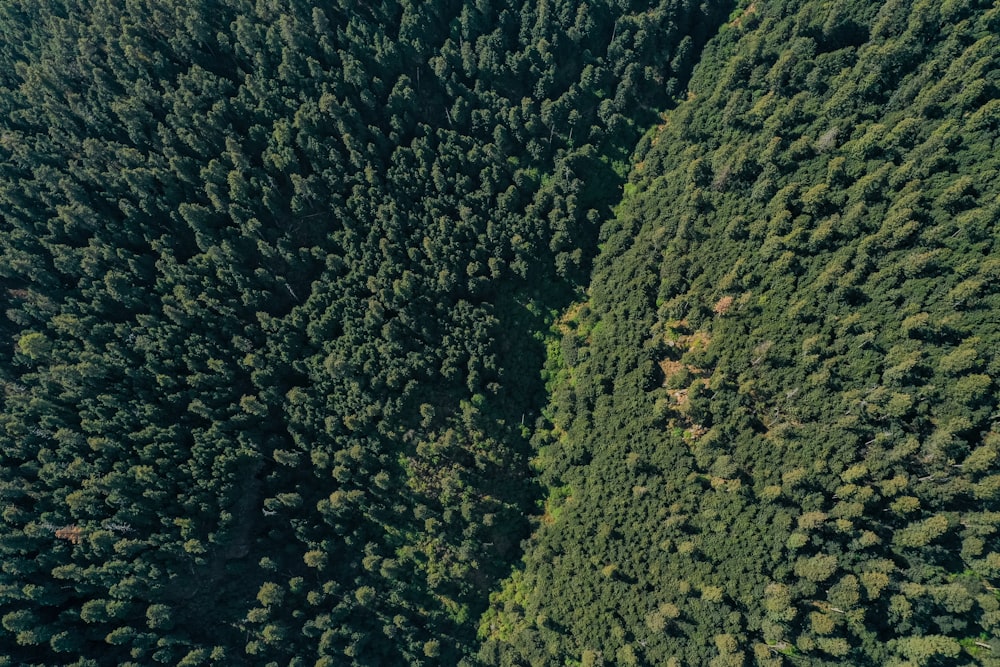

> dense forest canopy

[
  {"left": 2, "top": 0, "right": 1000, "bottom": 666},
  {"left": 0, "top": 0, "right": 728, "bottom": 664},
  {"left": 482, "top": 0, "right": 1000, "bottom": 665}
]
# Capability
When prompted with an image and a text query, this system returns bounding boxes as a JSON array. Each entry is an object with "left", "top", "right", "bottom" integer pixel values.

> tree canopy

[
  {"left": 483, "top": 1, "right": 1000, "bottom": 665},
  {"left": 0, "top": 0, "right": 727, "bottom": 664},
  {"left": 3, "top": 0, "right": 1000, "bottom": 665}
]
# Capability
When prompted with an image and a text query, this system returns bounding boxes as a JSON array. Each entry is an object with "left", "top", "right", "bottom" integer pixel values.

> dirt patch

[
  {"left": 658, "top": 358, "right": 686, "bottom": 379},
  {"left": 730, "top": 2, "right": 757, "bottom": 27}
]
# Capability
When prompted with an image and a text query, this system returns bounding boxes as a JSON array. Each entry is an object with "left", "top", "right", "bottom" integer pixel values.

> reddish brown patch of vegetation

[
  {"left": 55, "top": 525, "right": 82, "bottom": 544},
  {"left": 713, "top": 295, "right": 734, "bottom": 314}
]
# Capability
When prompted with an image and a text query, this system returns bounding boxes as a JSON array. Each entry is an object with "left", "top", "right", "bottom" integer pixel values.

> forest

[{"left": 1, "top": 0, "right": 999, "bottom": 665}]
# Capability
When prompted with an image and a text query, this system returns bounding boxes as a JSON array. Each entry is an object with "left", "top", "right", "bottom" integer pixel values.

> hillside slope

[{"left": 483, "top": 1, "right": 1000, "bottom": 665}]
